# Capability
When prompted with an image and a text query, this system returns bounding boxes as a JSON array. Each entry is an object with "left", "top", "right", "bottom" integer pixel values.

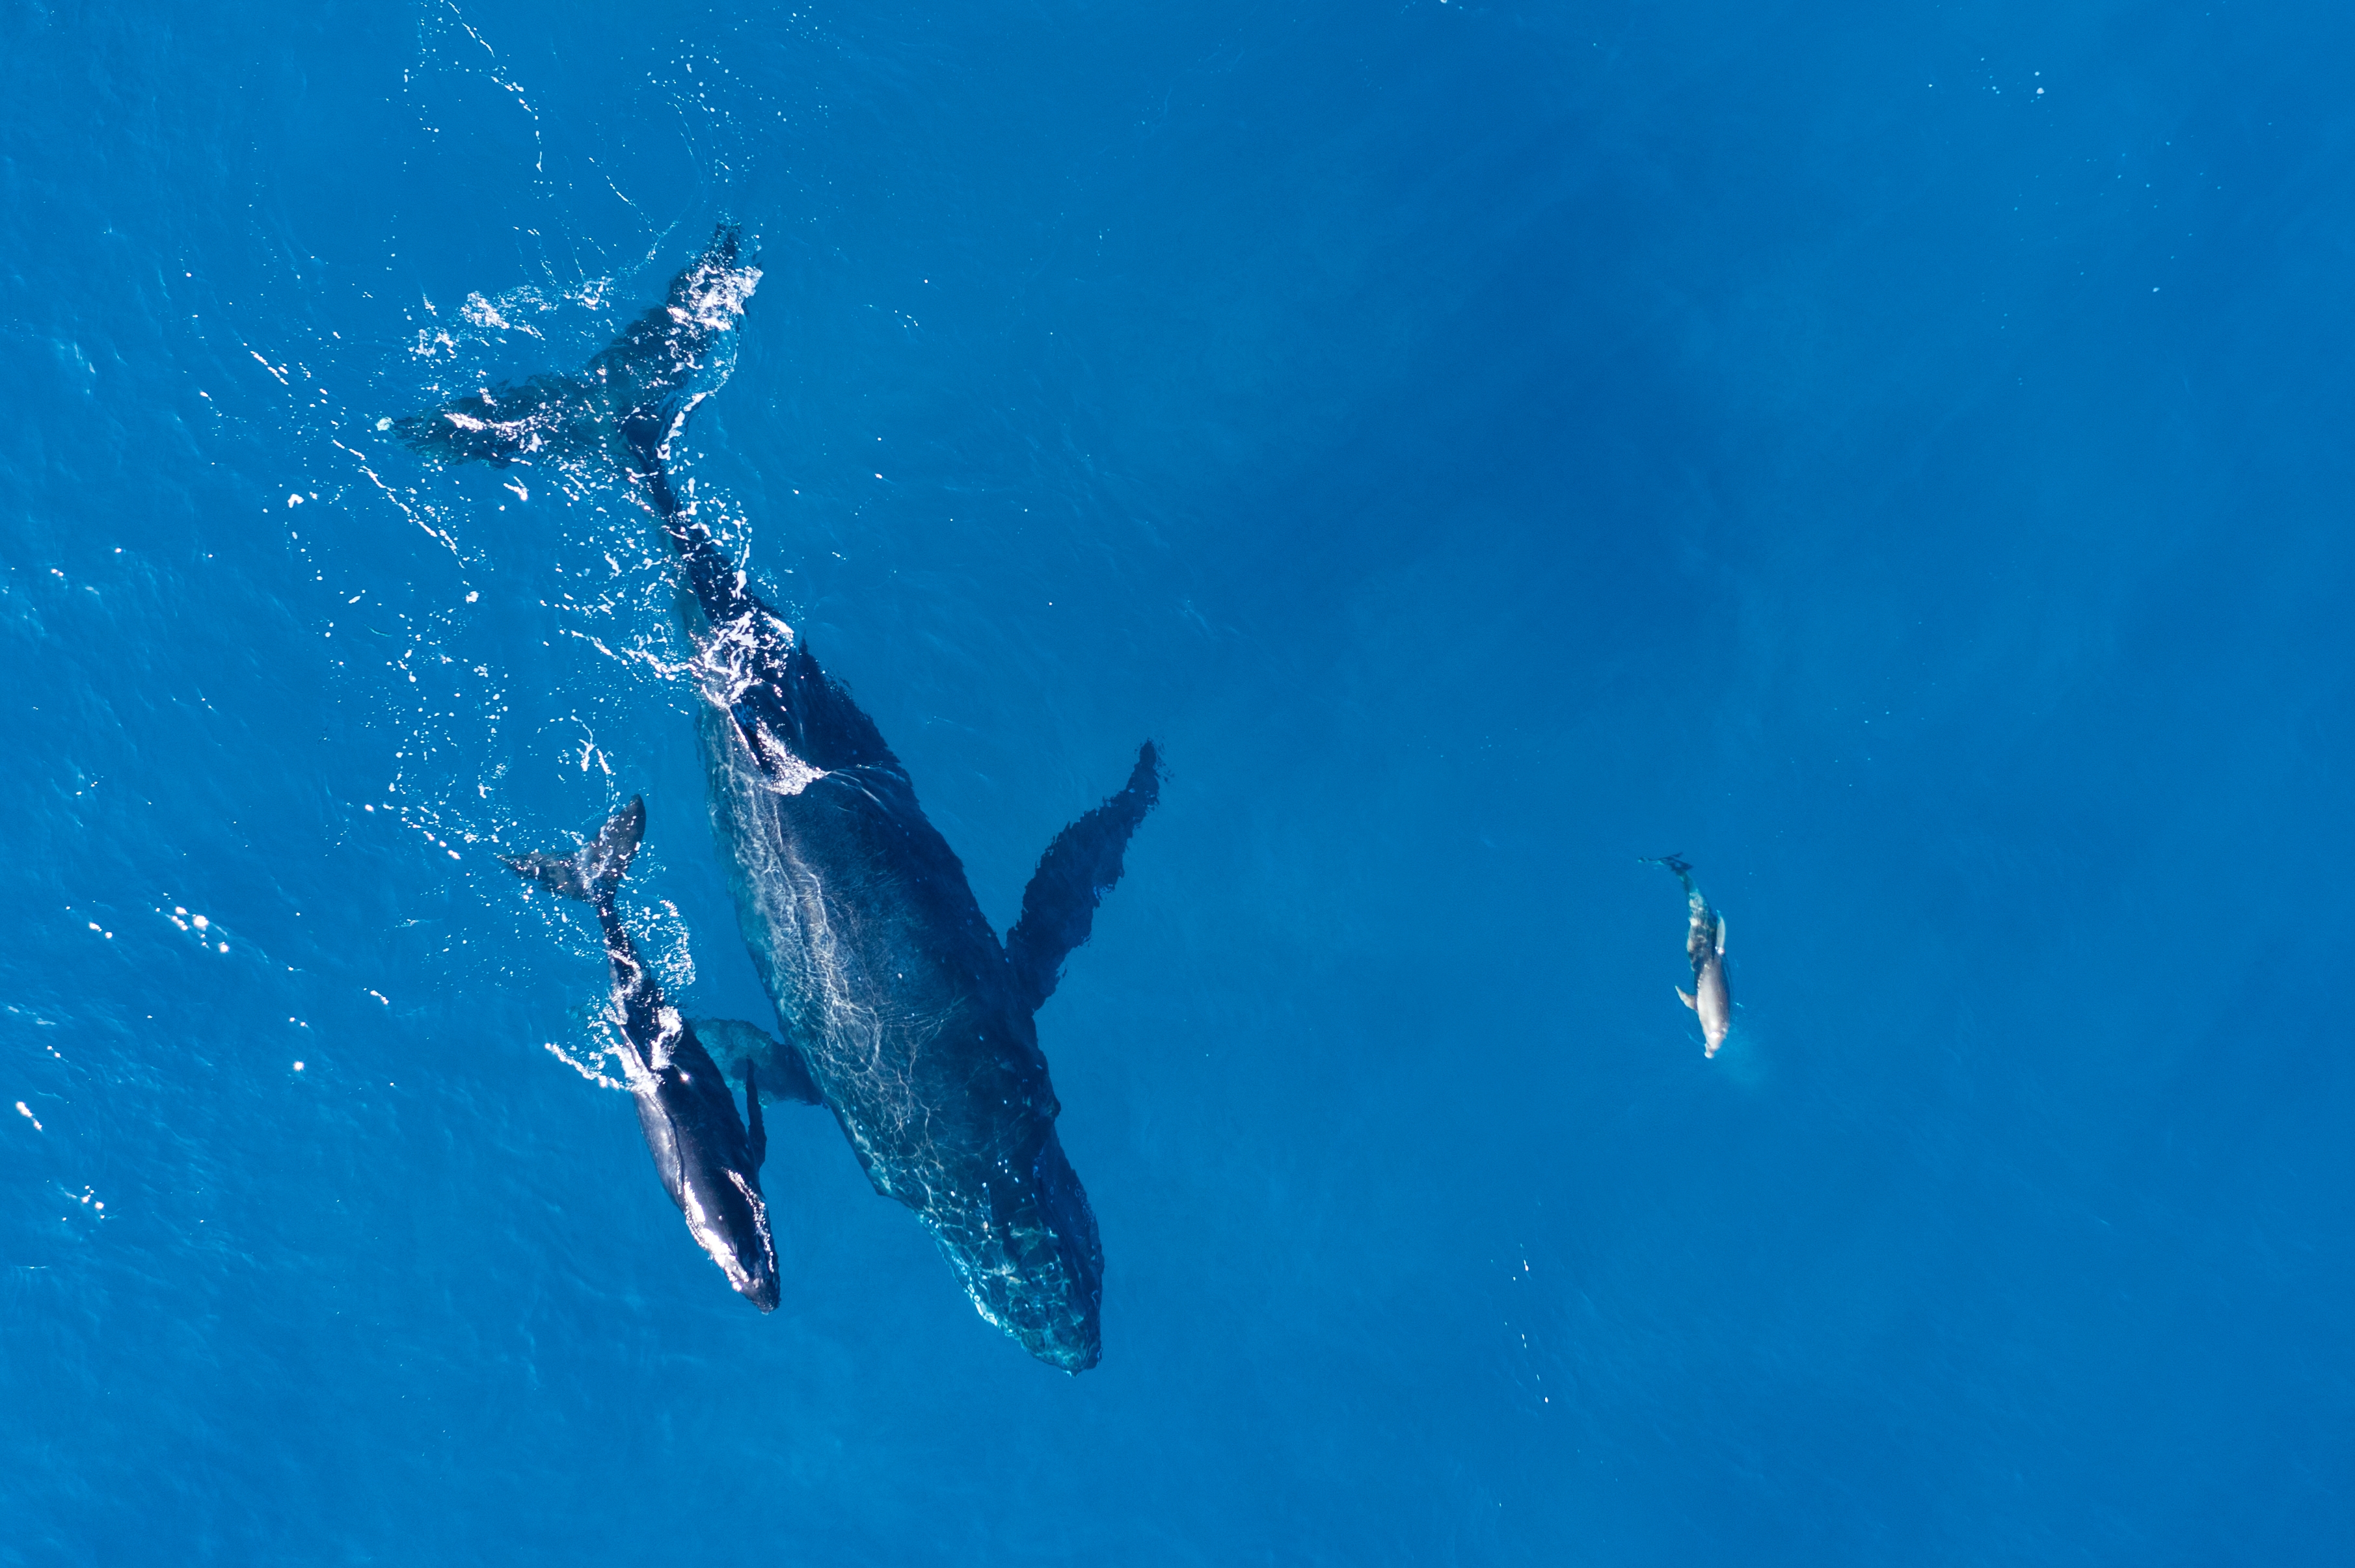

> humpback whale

[
  {"left": 1647, "top": 855, "right": 1730, "bottom": 1057},
  {"left": 409, "top": 226, "right": 1160, "bottom": 1370},
  {"left": 507, "top": 798, "right": 781, "bottom": 1310}
]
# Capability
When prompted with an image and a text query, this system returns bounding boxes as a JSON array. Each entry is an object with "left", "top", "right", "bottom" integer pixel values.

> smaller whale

[
  {"left": 1647, "top": 854, "right": 1730, "bottom": 1057},
  {"left": 508, "top": 799, "right": 781, "bottom": 1310}
]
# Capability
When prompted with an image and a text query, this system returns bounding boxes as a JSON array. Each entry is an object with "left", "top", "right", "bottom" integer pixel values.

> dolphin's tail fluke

[
  {"left": 504, "top": 797, "right": 645, "bottom": 905},
  {"left": 391, "top": 223, "right": 759, "bottom": 474},
  {"left": 1643, "top": 852, "right": 1699, "bottom": 899}
]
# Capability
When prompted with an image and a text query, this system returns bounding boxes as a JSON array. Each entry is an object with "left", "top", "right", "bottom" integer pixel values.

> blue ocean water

[{"left": 6, "top": 0, "right": 2353, "bottom": 1560}]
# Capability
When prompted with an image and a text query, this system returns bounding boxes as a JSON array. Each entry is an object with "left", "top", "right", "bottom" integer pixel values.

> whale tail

[
  {"left": 392, "top": 369, "right": 603, "bottom": 468},
  {"left": 504, "top": 798, "right": 645, "bottom": 905},
  {"left": 392, "top": 223, "right": 759, "bottom": 473}
]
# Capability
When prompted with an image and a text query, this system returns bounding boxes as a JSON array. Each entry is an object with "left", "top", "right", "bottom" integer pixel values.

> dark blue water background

[{"left": 5, "top": 1, "right": 2351, "bottom": 1561}]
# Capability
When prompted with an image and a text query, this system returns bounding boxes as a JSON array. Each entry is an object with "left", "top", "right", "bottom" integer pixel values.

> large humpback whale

[
  {"left": 405, "top": 226, "right": 1160, "bottom": 1370},
  {"left": 507, "top": 798, "right": 781, "bottom": 1310}
]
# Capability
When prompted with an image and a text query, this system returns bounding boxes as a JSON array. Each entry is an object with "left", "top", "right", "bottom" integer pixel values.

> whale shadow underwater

[{"left": 405, "top": 226, "right": 1159, "bottom": 1371}]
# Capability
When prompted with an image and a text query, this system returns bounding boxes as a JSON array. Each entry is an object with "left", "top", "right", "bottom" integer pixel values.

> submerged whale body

[
  {"left": 411, "top": 226, "right": 1161, "bottom": 1370},
  {"left": 507, "top": 799, "right": 781, "bottom": 1310}
]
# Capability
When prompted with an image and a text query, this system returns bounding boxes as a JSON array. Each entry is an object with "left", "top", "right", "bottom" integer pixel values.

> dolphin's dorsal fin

[
  {"left": 1004, "top": 743, "right": 1163, "bottom": 1015},
  {"left": 1677, "top": 987, "right": 1697, "bottom": 1010},
  {"left": 693, "top": 1017, "right": 822, "bottom": 1106}
]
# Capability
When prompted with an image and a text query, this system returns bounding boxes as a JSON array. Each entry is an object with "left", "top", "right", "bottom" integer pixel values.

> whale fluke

[
  {"left": 394, "top": 223, "right": 759, "bottom": 472},
  {"left": 392, "top": 371, "right": 601, "bottom": 467},
  {"left": 502, "top": 798, "right": 644, "bottom": 903},
  {"left": 1005, "top": 742, "right": 1163, "bottom": 1014}
]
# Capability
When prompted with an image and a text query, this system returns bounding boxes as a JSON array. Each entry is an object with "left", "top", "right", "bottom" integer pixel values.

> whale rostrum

[
  {"left": 1647, "top": 854, "right": 1731, "bottom": 1058},
  {"left": 412, "top": 224, "right": 1161, "bottom": 1370},
  {"left": 507, "top": 799, "right": 782, "bottom": 1310}
]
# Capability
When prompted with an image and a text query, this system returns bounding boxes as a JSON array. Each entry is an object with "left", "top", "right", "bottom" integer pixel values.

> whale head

[
  {"left": 681, "top": 1165, "right": 782, "bottom": 1313},
  {"left": 1010, "top": 1132, "right": 1107, "bottom": 1371},
  {"left": 934, "top": 1127, "right": 1105, "bottom": 1372}
]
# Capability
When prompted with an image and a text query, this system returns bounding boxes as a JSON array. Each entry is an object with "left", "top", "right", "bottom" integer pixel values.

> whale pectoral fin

[
  {"left": 1716, "top": 914, "right": 1727, "bottom": 957},
  {"left": 1004, "top": 741, "right": 1163, "bottom": 1015},
  {"left": 768, "top": 1042, "right": 823, "bottom": 1107},
  {"left": 1677, "top": 987, "right": 1697, "bottom": 1011},
  {"left": 742, "top": 1059, "right": 767, "bottom": 1171},
  {"left": 691, "top": 1018, "right": 823, "bottom": 1106}
]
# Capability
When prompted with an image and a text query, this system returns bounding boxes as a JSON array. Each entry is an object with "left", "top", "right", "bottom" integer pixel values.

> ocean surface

[{"left": 5, "top": 1, "right": 2352, "bottom": 1561}]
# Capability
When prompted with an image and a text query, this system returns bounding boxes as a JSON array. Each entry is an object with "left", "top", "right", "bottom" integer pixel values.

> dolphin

[
  {"left": 408, "top": 226, "right": 1160, "bottom": 1371},
  {"left": 1647, "top": 854, "right": 1730, "bottom": 1057},
  {"left": 507, "top": 797, "right": 781, "bottom": 1311}
]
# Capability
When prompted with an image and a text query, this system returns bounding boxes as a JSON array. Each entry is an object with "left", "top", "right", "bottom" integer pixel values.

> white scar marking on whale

[
  {"left": 754, "top": 729, "right": 826, "bottom": 795},
  {"left": 693, "top": 613, "right": 828, "bottom": 795},
  {"left": 650, "top": 1004, "right": 686, "bottom": 1072}
]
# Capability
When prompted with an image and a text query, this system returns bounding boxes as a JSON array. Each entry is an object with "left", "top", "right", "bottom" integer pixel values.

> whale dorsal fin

[
  {"left": 693, "top": 1018, "right": 822, "bottom": 1107},
  {"left": 1004, "top": 743, "right": 1163, "bottom": 1015}
]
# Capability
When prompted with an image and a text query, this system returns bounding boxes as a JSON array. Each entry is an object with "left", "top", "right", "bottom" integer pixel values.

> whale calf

[
  {"left": 1648, "top": 854, "right": 1730, "bottom": 1057},
  {"left": 412, "top": 226, "right": 1161, "bottom": 1370},
  {"left": 508, "top": 798, "right": 781, "bottom": 1310}
]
